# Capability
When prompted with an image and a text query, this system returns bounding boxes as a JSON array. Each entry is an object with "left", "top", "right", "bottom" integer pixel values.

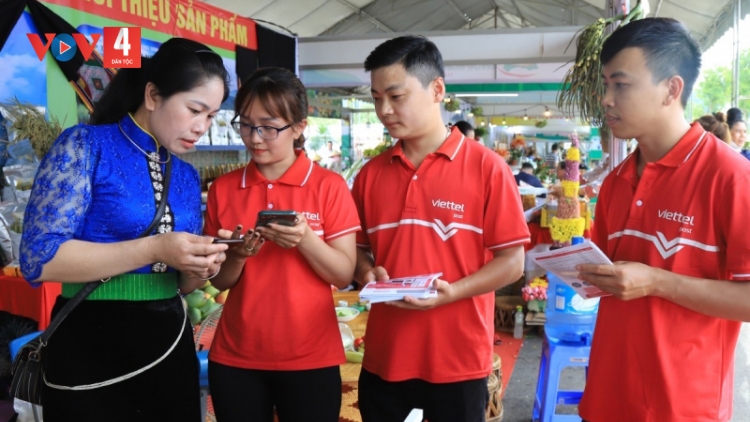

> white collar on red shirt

[
  {"left": 241, "top": 150, "right": 314, "bottom": 189},
  {"left": 616, "top": 123, "right": 708, "bottom": 177},
  {"left": 389, "top": 126, "right": 466, "bottom": 163}
]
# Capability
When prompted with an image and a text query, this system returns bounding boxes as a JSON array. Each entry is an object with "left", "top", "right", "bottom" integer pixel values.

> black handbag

[{"left": 10, "top": 158, "right": 172, "bottom": 406}]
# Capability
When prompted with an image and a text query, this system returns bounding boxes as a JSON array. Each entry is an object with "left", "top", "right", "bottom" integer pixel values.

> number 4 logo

[
  {"left": 103, "top": 27, "right": 141, "bottom": 69},
  {"left": 114, "top": 28, "right": 131, "bottom": 56}
]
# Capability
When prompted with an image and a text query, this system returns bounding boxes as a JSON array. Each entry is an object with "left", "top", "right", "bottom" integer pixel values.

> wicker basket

[
  {"left": 492, "top": 353, "right": 502, "bottom": 396},
  {"left": 485, "top": 372, "right": 504, "bottom": 421}
]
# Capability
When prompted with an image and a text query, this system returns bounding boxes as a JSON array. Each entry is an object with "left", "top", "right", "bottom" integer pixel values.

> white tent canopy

[{"left": 205, "top": 0, "right": 749, "bottom": 51}]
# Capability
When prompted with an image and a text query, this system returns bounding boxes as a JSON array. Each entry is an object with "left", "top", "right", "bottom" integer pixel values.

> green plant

[
  {"left": 508, "top": 147, "right": 524, "bottom": 165},
  {"left": 470, "top": 107, "right": 483, "bottom": 117},
  {"left": 363, "top": 141, "right": 390, "bottom": 158},
  {"left": 474, "top": 126, "right": 487, "bottom": 138},
  {"left": 342, "top": 158, "right": 365, "bottom": 183},
  {"left": 556, "top": 1, "right": 645, "bottom": 127},
  {"left": 444, "top": 100, "right": 460, "bottom": 112},
  {"left": 3, "top": 97, "right": 63, "bottom": 159},
  {"left": 533, "top": 159, "right": 554, "bottom": 183},
  {"left": 535, "top": 120, "right": 548, "bottom": 128}
]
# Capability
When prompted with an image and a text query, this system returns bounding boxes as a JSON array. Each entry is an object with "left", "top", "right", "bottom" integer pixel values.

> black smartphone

[
  {"left": 255, "top": 210, "right": 297, "bottom": 228},
  {"left": 212, "top": 238, "right": 245, "bottom": 244}
]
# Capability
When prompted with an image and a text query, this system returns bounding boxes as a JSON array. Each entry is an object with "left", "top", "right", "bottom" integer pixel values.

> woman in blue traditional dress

[{"left": 19, "top": 38, "right": 230, "bottom": 421}]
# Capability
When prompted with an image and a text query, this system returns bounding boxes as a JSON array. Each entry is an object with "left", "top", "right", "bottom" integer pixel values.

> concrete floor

[{"left": 502, "top": 323, "right": 750, "bottom": 422}]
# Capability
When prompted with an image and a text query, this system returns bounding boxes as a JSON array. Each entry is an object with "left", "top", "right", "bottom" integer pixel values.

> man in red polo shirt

[
  {"left": 351, "top": 36, "right": 530, "bottom": 422},
  {"left": 577, "top": 18, "right": 750, "bottom": 422}
]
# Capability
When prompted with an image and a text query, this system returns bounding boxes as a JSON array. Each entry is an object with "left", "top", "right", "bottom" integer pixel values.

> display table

[
  {"left": 333, "top": 290, "right": 368, "bottom": 422},
  {"left": 0, "top": 276, "right": 61, "bottom": 330}
]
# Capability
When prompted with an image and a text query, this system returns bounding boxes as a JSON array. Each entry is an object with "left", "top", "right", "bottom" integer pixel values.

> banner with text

[{"left": 41, "top": 0, "right": 257, "bottom": 52}]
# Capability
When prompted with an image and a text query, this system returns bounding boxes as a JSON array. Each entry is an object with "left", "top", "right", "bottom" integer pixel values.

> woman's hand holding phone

[
  {"left": 255, "top": 213, "right": 310, "bottom": 249},
  {"left": 150, "top": 232, "right": 228, "bottom": 280},
  {"left": 217, "top": 225, "right": 265, "bottom": 260}
]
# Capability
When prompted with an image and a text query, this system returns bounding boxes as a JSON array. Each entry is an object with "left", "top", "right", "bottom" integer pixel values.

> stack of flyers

[{"left": 359, "top": 273, "right": 442, "bottom": 304}]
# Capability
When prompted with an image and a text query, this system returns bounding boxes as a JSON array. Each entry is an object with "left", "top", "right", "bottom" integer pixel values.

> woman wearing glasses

[{"left": 203, "top": 67, "right": 361, "bottom": 422}]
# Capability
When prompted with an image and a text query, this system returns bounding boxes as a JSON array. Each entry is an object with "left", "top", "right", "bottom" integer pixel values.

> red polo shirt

[
  {"left": 579, "top": 123, "right": 750, "bottom": 422},
  {"left": 205, "top": 151, "right": 361, "bottom": 370},
  {"left": 351, "top": 127, "right": 530, "bottom": 383}
]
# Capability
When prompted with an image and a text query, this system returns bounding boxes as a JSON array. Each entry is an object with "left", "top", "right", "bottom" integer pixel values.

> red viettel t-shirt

[
  {"left": 579, "top": 123, "right": 750, "bottom": 422},
  {"left": 205, "top": 151, "right": 361, "bottom": 371},
  {"left": 351, "top": 127, "right": 530, "bottom": 383}
]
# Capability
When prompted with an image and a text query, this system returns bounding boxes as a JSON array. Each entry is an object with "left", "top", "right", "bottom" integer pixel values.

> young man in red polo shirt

[
  {"left": 351, "top": 36, "right": 530, "bottom": 422},
  {"left": 577, "top": 18, "right": 750, "bottom": 422}
]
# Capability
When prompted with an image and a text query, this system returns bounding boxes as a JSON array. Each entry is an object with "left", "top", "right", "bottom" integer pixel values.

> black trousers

[
  {"left": 208, "top": 361, "right": 342, "bottom": 422},
  {"left": 358, "top": 369, "right": 488, "bottom": 422},
  {"left": 42, "top": 295, "right": 201, "bottom": 422}
]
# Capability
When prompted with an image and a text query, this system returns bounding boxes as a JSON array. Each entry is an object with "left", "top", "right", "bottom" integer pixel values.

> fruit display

[
  {"left": 345, "top": 350, "right": 363, "bottom": 363},
  {"left": 183, "top": 280, "right": 228, "bottom": 325},
  {"left": 346, "top": 336, "right": 365, "bottom": 363},
  {"left": 335, "top": 306, "right": 360, "bottom": 322}
]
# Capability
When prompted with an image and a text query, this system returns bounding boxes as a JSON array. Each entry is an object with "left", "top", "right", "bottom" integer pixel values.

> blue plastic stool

[
  {"left": 197, "top": 350, "right": 210, "bottom": 422},
  {"left": 532, "top": 331, "right": 592, "bottom": 422},
  {"left": 9, "top": 331, "right": 41, "bottom": 361}
]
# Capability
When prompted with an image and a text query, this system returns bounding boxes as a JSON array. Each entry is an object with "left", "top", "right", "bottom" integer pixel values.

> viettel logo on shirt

[
  {"left": 658, "top": 209, "right": 695, "bottom": 226},
  {"left": 301, "top": 211, "right": 321, "bottom": 226},
  {"left": 432, "top": 199, "right": 465, "bottom": 212}
]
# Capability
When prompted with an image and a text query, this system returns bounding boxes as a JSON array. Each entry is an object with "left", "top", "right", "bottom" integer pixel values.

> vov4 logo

[{"left": 26, "top": 27, "right": 141, "bottom": 69}]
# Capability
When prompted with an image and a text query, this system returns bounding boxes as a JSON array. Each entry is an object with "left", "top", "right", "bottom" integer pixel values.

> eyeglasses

[{"left": 231, "top": 116, "right": 293, "bottom": 140}]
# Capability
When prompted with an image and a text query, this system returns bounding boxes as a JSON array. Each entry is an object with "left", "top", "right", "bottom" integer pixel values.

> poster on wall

[
  {"left": 72, "top": 23, "right": 239, "bottom": 123},
  {"left": 0, "top": 12, "right": 47, "bottom": 107},
  {"left": 2, "top": 0, "right": 257, "bottom": 128}
]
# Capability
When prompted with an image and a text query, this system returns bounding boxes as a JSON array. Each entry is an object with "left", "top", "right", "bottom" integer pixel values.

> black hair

[
  {"left": 551, "top": 143, "right": 559, "bottom": 151},
  {"left": 453, "top": 120, "right": 474, "bottom": 136},
  {"left": 727, "top": 107, "right": 745, "bottom": 129},
  {"left": 364, "top": 35, "right": 445, "bottom": 88},
  {"left": 521, "top": 162, "right": 534, "bottom": 170},
  {"left": 235, "top": 67, "right": 308, "bottom": 150},
  {"left": 91, "top": 38, "right": 230, "bottom": 125},
  {"left": 600, "top": 18, "right": 701, "bottom": 107}
]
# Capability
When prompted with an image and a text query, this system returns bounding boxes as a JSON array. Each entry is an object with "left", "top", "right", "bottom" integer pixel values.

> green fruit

[
  {"left": 336, "top": 308, "right": 354, "bottom": 317},
  {"left": 204, "top": 285, "right": 221, "bottom": 298},
  {"left": 188, "top": 307, "right": 202, "bottom": 325},
  {"left": 345, "top": 351, "right": 364, "bottom": 363},
  {"left": 201, "top": 280, "right": 212, "bottom": 290},
  {"left": 184, "top": 290, "right": 207, "bottom": 309},
  {"left": 201, "top": 301, "right": 221, "bottom": 319}
]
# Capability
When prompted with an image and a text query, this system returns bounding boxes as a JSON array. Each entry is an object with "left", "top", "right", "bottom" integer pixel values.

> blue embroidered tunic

[{"left": 20, "top": 115, "right": 202, "bottom": 285}]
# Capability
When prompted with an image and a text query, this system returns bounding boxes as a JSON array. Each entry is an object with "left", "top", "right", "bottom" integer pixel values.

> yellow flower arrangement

[
  {"left": 566, "top": 146, "right": 580, "bottom": 162},
  {"left": 549, "top": 132, "right": 585, "bottom": 246},
  {"left": 530, "top": 277, "right": 549, "bottom": 289},
  {"left": 561, "top": 180, "right": 580, "bottom": 198},
  {"left": 550, "top": 217, "right": 586, "bottom": 243}
]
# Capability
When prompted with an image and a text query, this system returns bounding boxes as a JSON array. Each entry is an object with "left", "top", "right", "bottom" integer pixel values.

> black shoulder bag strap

[{"left": 38, "top": 157, "right": 173, "bottom": 346}]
